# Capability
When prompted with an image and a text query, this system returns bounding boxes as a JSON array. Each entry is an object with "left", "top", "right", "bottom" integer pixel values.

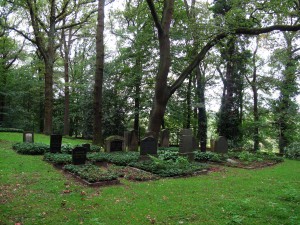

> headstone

[
  {"left": 72, "top": 147, "right": 87, "bottom": 165},
  {"left": 214, "top": 136, "right": 228, "bottom": 153},
  {"left": 140, "top": 136, "right": 157, "bottom": 155},
  {"left": 23, "top": 131, "right": 34, "bottom": 143},
  {"left": 179, "top": 129, "right": 196, "bottom": 161},
  {"left": 128, "top": 130, "right": 138, "bottom": 151},
  {"left": 50, "top": 134, "right": 62, "bottom": 153},
  {"left": 160, "top": 129, "right": 170, "bottom": 147},
  {"left": 105, "top": 136, "right": 124, "bottom": 152},
  {"left": 124, "top": 131, "right": 130, "bottom": 150},
  {"left": 82, "top": 144, "right": 90, "bottom": 152}
]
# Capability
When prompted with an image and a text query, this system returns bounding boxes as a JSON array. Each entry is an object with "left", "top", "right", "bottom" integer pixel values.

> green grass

[{"left": 1, "top": 133, "right": 300, "bottom": 225}]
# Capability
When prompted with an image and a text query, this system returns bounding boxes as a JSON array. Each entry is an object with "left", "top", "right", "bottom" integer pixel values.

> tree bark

[{"left": 93, "top": 0, "right": 105, "bottom": 145}]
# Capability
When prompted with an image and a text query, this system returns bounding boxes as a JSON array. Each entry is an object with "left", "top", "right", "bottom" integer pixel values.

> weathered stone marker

[
  {"left": 140, "top": 136, "right": 157, "bottom": 155},
  {"left": 214, "top": 136, "right": 228, "bottom": 153},
  {"left": 160, "top": 129, "right": 170, "bottom": 147},
  {"left": 50, "top": 134, "right": 62, "bottom": 153},
  {"left": 72, "top": 147, "right": 87, "bottom": 165},
  {"left": 23, "top": 131, "right": 34, "bottom": 143},
  {"left": 82, "top": 143, "right": 90, "bottom": 152},
  {"left": 179, "top": 129, "right": 197, "bottom": 161},
  {"left": 105, "top": 136, "right": 124, "bottom": 152}
]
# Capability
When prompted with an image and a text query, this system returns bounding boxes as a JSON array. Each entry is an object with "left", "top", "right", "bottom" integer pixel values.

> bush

[
  {"left": 194, "top": 151, "right": 223, "bottom": 162},
  {"left": 158, "top": 148, "right": 179, "bottom": 161},
  {"left": 0, "top": 128, "right": 24, "bottom": 133},
  {"left": 129, "top": 155, "right": 206, "bottom": 177},
  {"left": 63, "top": 164, "right": 118, "bottom": 183},
  {"left": 43, "top": 153, "right": 72, "bottom": 164},
  {"left": 61, "top": 144, "right": 74, "bottom": 154},
  {"left": 12, "top": 142, "right": 49, "bottom": 155},
  {"left": 87, "top": 152, "right": 139, "bottom": 166},
  {"left": 284, "top": 143, "right": 300, "bottom": 160}
]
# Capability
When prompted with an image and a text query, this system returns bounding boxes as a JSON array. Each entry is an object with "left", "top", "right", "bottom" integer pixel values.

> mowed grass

[{"left": 0, "top": 133, "right": 300, "bottom": 225}]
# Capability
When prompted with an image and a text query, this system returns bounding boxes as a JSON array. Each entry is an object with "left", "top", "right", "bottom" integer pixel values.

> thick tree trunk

[
  {"left": 93, "top": 0, "right": 104, "bottom": 145},
  {"left": 43, "top": 59, "right": 54, "bottom": 134}
]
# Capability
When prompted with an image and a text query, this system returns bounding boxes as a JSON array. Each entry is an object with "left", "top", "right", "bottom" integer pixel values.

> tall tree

[{"left": 93, "top": 0, "right": 105, "bottom": 145}]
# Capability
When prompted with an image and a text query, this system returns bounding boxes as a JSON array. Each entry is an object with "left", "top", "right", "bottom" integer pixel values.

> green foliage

[
  {"left": 227, "top": 151, "right": 284, "bottom": 163},
  {"left": 129, "top": 155, "right": 206, "bottom": 177},
  {"left": 123, "top": 167, "right": 159, "bottom": 181},
  {"left": 63, "top": 164, "right": 118, "bottom": 183},
  {"left": 158, "top": 147, "right": 179, "bottom": 161},
  {"left": 12, "top": 142, "right": 49, "bottom": 155},
  {"left": 43, "top": 153, "right": 72, "bottom": 164},
  {"left": 87, "top": 152, "right": 140, "bottom": 166},
  {"left": 60, "top": 143, "right": 101, "bottom": 154},
  {"left": 284, "top": 143, "right": 300, "bottom": 160},
  {"left": 0, "top": 128, "right": 24, "bottom": 133},
  {"left": 194, "top": 151, "right": 223, "bottom": 162}
]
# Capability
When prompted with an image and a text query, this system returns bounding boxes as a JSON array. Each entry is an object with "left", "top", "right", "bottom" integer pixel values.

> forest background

[{"left": 1, "top": 0, "right": 300, "bottom": 154}]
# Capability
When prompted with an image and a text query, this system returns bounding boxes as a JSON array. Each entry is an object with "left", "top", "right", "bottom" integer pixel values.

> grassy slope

[{"left": 0, "top": 133, "right": 299, "bottom": 225}]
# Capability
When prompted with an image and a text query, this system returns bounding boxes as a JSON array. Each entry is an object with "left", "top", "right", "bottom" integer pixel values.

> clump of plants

[
  {"left": 12, "top": 142, "right": 49, "bottom": 155},
  {"left": 284, "top": 143, "right": 300, "bottom": 160},
  {"left": 122, "top": 167, "right": 159, "bottom": 181},
  {"left": 129, "top": 155, "right": 207, "bottom": 177},
  {"left": 61, "top": 143, "right": 101, "bottom": 154},
  {"left": 43, "top": 152, "right": 72, "bottom": 164},
  {"left": 63, "top": 164, "right": 118, "bottom": 183},
  {"left": 87, "top": 152, "right": 139, "bottom": 166},
  {"left": 158, "top": 147, "right": 179, "bottom": 161},
  {"left": 0, "top": 128, "right": 24, "bottom": 133},
  {"left": 194, "top": 151, "right": 223, "bottom": 162}
]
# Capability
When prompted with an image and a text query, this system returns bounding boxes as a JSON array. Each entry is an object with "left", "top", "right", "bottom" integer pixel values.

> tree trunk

[
  {"left": 185, "top": 75, "right": 192, "bottom": 128},
  {"left": 93, "top": 0, "right": 105, "bottom": 145}
]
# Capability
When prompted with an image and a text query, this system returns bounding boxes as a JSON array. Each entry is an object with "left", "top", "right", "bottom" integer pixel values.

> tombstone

[
  {"left": 105, "top": 136, "right": 124, "bottom": 152},
  {"left": 140, "top": 136, "right": 157, "bottom": 155},
  {"left": 50, "top": 134, "right": 62, "bottom": 153},
  {"left": 128, "top": 130, "right": 139, "bottom": 151},
  {"left": 179, "top": 129, "right": 197, "bottom": 161},
  {"left": 214, "top": 136, "right": 228, "bottom": 153},
  {"left": 82, "top": 143, "right": 90, "bottom": 152},
  {"left": 72, "top": 147, "right": 87, "bottom": 165},
  {"left": 160, "top": 129, "right": 170, "bottom": 147},
  {"left": 23, "top": 131, "right": 34, "bottom": 143}
]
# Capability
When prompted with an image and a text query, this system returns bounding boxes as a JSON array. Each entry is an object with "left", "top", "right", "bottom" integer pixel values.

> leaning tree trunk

[{"left": 93, "top": 0, "right": 105, "bottom": 145}]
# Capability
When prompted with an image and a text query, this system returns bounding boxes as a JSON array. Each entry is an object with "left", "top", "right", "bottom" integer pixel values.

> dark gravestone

[
  {"left": 180, "top": 128, "right": 193, "bottom": 136},
  {"left": 214, "top": 136, "right": 228, "bottom": 153},
  {"left": 105, "top": 136, "right": 124, "bottom": 152},
  {"left": 23, "top": 131, "right": 34, "bottom": 143},
  {"left": 128, "top": 130, "right": 138, "bottom": 151},
  {"left": 72, "top": 147, "right": 87, "bottom": 165},
  {"left": 124, "top": 131, "right": 130, "bottom": 150},
  {"left": 82, "top": 144, "right": 90, "bottom": 152},
  {"left": 160, "top": 129, "right": 170, "bottom": 147},
  {"left": 179, "top": 129, "right": 196, "bottom": 161},
  {"left": 210, "top": 139, "right": 215, "bottom": 152},
  {"left": 50, "top": 134, "right": 62, "bottom": 153},
  {"left": 140, "top": 136, "right": 157, "bottom": 155}
]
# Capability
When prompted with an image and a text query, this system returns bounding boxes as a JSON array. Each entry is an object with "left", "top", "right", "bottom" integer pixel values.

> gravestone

[
  {"left": 82, "top": 143, "right": 90, "bottom": 152},
  {"left": 105, "top": 136, "right": 124, "bottom": 152},
  {"left": 160, "top": 129, "right": 170, "bottom": 147},
  {"left": 23, "top": 131, "right": 34, "bottom": 143},
  {"left": 140, "top": 136, "right": 157, "bottom": 155},
  {"left": 214, "top": 136, "right": 228, "bottom": 153},
  {"left": 179, "top": 129, "right": 196, "bottom": 161},
  {"left": 128, "top": 130, "right": 138, "bottom": 151},
  {"left": 210, "top": 139, "right": 215, "bottom": 152},
  {"left": 72, "top": 147, "right": 87, "bottom": 165},
  {"left": 50, "top": 134, "right": 62, "bottom": 153},
  {"left": 124, "top": 131, "right": 130, "bottom": 150}
]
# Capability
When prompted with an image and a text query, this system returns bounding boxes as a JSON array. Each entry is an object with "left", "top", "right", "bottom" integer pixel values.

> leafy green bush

[
  {"left": 61, "top": 144, "right": 101, "bottom": 154},
  {"left": 87, "top": 152, "right": 139, "bottom": 166},
  {"left": 63, "top": 164, "right": 118, "bottom": 183},
  {"left": 158, "top": 148, "right": 179, "bottom": 161},
  {"left": 194, "top": 151, "right": 223, "bottom": 162},
  {"left": 129, "top": 155, "right": 206, "bottom": 177},
  {"left": 12, "top": 142, "right": 49, "bottom": 155},
  {"left": 284, "top": 143, "right": 300, "bottom": 160},
  {"left": 43, "top": 153, "right": 72, "bottom": 164},
  {"left": 0, "top": 128, "right": 24, "bottom": 133}
]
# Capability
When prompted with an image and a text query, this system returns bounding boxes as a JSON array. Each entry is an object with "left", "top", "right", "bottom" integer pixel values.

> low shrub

[
  {"left": 284, "top": 143, "right": 300, "bottom": 160},
  {"left": 122, "top": 167, "right": 159, "bottom": 181},
  {"left": 129, "top": 155, "right": 206, "bottom": 177},
  {"left": 158, "top": 148, "right": 179, "bottom": 161},
  {"left": 0, "top": 128, "right": 24, "bottom": 133},
  {"left": 194, "top": 151, "right": 223, "bottom": 162},
  {"left": 87, "top": 152, "right": 139, "bottom": 166},
  {"left": 12, "top": 142, "right": 49, "bottom": 155},
  {"left": 61, "top": 144, "right": 74, "bottom": 154},
  {"left": 43, "top": 152, "right": 72, "bottom": 164},
  {"left": 63, "top": 164, "right": 118, "bottom": 183}
]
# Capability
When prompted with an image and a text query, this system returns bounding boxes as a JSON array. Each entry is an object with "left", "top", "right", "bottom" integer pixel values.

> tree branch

[{"left": 146, "top": 0, "right": 163, "bottom": 35}]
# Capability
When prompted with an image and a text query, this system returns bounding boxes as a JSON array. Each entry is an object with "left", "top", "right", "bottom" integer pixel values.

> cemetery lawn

[{"left": 0, "top": 134, "right": 300, "bottom": 225}]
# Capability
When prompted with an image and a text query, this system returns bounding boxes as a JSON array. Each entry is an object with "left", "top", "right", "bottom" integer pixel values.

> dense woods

[{"left": 1, "top": 0, "right": 300, "bottom": 152}]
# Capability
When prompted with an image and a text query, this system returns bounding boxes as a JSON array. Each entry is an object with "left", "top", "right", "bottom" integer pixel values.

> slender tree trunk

[
  {"left": 185, "top": 75, "right": 192, "bottom": 128},
  {"left": 253, "top": 86, "right": 259, "bottom": 151},
  {"left": 63, "top": 54, "right": 70, "bottom": 136},
  {"left": 93, "top": 0, "right": 104, "bottom": 145},
  {"left": 134, "top": 58, "right": 141, "bottom": 134}
]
